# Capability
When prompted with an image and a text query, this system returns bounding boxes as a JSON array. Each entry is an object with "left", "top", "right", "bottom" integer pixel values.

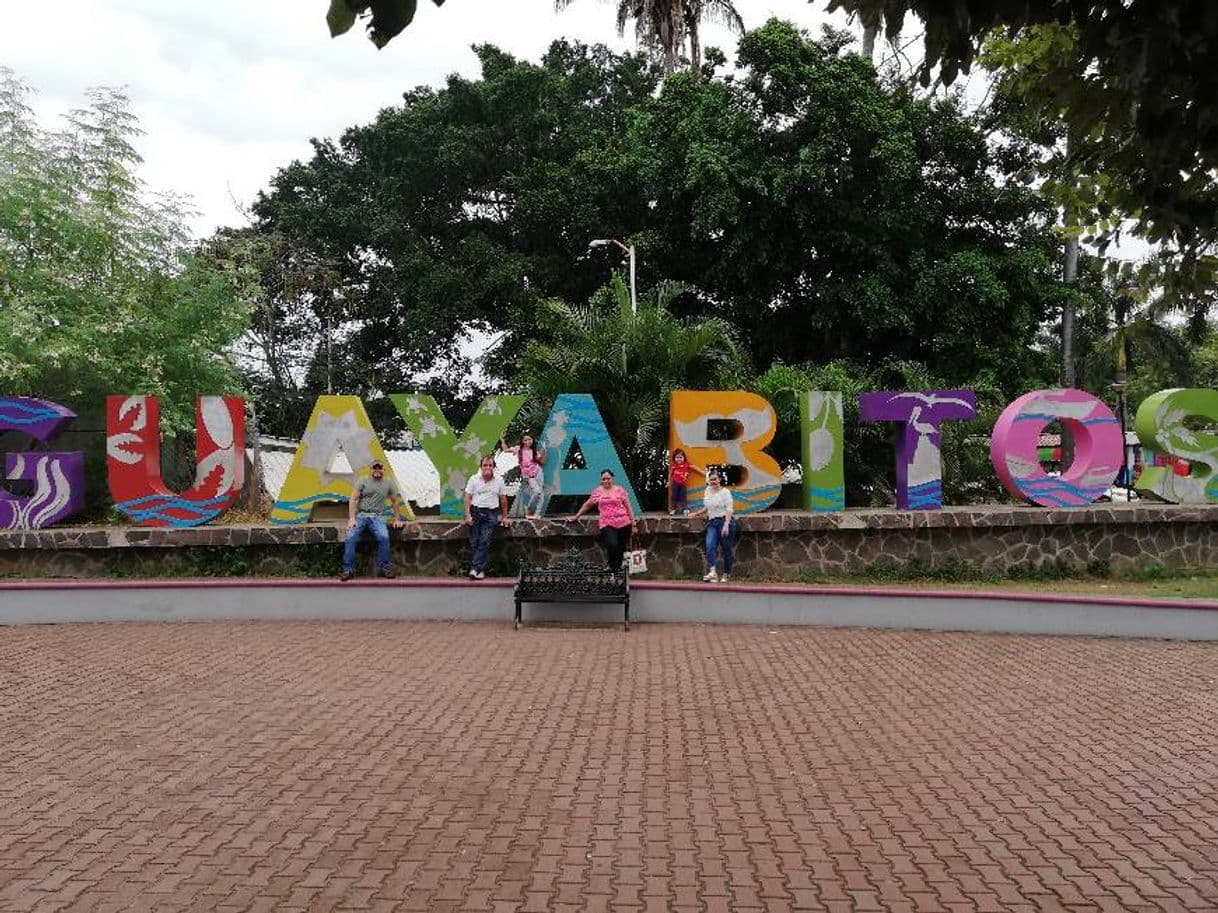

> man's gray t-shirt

[{"left": 354, "top": 476, "right": 399, "bottom": 517}]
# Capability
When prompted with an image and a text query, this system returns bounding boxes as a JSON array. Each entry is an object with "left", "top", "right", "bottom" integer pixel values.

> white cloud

[{"left": 1, "top": 0, "right": 844, "bottom": 236}]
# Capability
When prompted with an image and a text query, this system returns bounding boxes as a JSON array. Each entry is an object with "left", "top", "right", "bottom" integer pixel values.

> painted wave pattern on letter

[
  {"left": 1014, "top": 413, "right": 1120, "bottom": 426},
  {"left": 1, "top": 455, "right": 79, "bottom": 529},
  {"left": 0, "top": 400, "right": 64, "bottom": 427},
  {"left": 116, "top": 493, "right": 233, "bottom": 527},
  {"left": 906, "top": 479, "right": 942, "bottom": 510},
  {"left": 270, "top": 492, "right": 397, "bottom": 525},
  {"left": 1014, "top": 477, "right": 1109, "bottom": 507},
  {"left": 688, "top": 484, "right": 782, "bottom": 516},
  {"left": 807, "top": 485, "right": 845, "bottom": 512}
]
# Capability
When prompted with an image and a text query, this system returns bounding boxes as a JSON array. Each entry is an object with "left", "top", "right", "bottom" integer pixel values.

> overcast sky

[{"left": 1, "top": 0, "right": 852, "bottom": 238}]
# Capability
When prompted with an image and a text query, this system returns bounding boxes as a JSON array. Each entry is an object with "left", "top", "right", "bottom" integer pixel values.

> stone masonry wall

[{"left": 2, "top": 504, "right": 1217, "bottom": 579}]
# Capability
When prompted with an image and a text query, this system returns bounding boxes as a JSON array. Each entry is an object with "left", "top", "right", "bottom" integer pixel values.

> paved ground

[{"left": 1, "top": 621, "right": 1217, "bottom": 913}]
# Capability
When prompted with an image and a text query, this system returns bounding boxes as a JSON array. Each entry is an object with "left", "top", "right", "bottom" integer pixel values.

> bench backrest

[{"left": 516, "top": 549, "right": 626, "bottom": 597}]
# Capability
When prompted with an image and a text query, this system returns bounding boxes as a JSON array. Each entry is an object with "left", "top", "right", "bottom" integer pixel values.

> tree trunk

[
  {"left": 688, "top": 19, "right": 702, "bottom": 76},
  {"left": 862, "top": 24, "right": 878, "bottom": 60},
  {"left": 245, "top": 402, "right": 263, "bottom": 512},
  {"left": 1060, "top": 228, "right": 1080, "bottom": 471},
  {"left": 1062, "top": 233, "right": 1078, "bottom": 387}
]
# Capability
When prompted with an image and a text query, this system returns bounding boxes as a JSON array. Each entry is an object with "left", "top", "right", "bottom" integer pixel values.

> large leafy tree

[
  {"left": 251, "top": 41, "right": 663, "bottom": 425},
  {"left": 249, "top": 25, "right": 1064, "bottom": 412},
  {"left": 634, "top": 21, "right": 1063, "bottom": 388},
  {"left": 0, "top": 70, "right": 248, "bottom": 434}
]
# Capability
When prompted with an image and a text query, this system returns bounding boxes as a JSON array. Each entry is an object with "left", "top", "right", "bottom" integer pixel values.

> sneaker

[
  {"left": 702, "top": 569, "right": 718, "bottom": 583},
  {"left": 339, "top": 570, "right": 354, "bottom": 582},
  {"left": 473, "top": 570, "right": 485, "bottom": 580},
  {"left": 378, "top": 568, "right": 396, "bottom": 579},
  {"left": 469, "top": 568, "right": 479, "bottom": 579},
  {"left": 719, "top": 574, "right": 730, "bottom": 583}
]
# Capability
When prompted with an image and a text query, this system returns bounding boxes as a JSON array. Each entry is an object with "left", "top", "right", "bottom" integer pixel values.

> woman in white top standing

[{"left": 688, "top": 469, "right": 735, "bottom": 582}]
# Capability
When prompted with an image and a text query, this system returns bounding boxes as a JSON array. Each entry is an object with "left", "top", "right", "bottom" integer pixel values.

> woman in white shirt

[{"left": 688, "top": 470, "right": 735, "bottom": 582}]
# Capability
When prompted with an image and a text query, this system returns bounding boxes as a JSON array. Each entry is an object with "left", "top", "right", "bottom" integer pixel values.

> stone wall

[{"left": 2, "top": 504, "right": 1218, "bottom": 579}]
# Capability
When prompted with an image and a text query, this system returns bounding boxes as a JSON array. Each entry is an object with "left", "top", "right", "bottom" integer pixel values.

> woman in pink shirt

[
  {"left": 500, "top": 431, "right": 546, "bottom": 518},
  {"left": 568, "top": 469, "right": 635, "bottom": 570}
]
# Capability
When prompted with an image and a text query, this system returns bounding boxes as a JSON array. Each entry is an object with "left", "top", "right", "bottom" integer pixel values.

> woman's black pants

[{"left": 598, "top": 525, "right": 631, "bottom": 570}]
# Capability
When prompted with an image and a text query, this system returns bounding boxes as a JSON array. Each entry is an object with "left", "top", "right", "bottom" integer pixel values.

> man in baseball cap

[{"left": 340, "top": 460, "right": 406, "bottom": 580}]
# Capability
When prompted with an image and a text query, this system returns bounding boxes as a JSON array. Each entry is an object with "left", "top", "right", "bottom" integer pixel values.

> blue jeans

[
  {"left": 469, "top": 506, "right": 501, "bottom": 571},
  {"left": 704, "top": 517, "right": 735, "bottom": 574},
  {"left": 343, "top": 516, "right": 391, "bottom": 574},
  {"left": 510, "top": 475, "right": 543, "bottom": 518},
  {"left": 671, "top": 481, "right": 688, "bottom": 513}
]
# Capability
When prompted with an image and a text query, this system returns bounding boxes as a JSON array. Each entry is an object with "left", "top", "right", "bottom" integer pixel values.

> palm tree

[
  {"left": 554, "top": 0, "right": 744, "bottom": 75},
  {"left": 520, "top": 274, "right": 746, "bottom": 503},
  {"left": 1080, "top": 281, "right": 1192, "bottom": 405}
]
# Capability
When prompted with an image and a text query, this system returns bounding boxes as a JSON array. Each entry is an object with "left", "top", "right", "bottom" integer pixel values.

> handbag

[{"left": 626, "top": 549, "right": 648, "bottom": 575}]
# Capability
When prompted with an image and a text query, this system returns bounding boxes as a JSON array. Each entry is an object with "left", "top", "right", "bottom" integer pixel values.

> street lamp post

[
  {"left": 1111, "top": 335, "right": 1134, "bottom": 499},
  {"left": 588, "top": 238, "right": 637, "bottom": 314}
]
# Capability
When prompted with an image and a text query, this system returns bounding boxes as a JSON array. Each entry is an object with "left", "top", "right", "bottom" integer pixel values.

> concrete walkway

[{"left": 1, "top": 621, "right": 1216, "bottom": 911}]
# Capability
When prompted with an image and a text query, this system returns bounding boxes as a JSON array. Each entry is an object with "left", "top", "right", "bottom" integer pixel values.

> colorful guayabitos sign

[{"left": 2, "top": 386, "right": 1217, "bottom": 529}]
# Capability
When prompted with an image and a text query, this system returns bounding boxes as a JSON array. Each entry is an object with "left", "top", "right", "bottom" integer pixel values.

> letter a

[
  {"left": 270, "top": 395, "right": 410, "bottom": 525},
  {"left": 535, "top": 394, "right": 640, "bottom": 516}
]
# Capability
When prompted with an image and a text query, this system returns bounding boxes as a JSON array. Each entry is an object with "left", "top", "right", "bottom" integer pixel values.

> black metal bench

[{"left": 514, "top": 549, "right": 630, "bottom": 631}]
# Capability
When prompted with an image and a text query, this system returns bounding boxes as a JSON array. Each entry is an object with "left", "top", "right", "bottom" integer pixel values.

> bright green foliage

[
  {"left": 518, "top": 275, "right": 746, "bottom": 505},
  {"left": 0, "top": 70, "right": 248, "bottom": 433}
]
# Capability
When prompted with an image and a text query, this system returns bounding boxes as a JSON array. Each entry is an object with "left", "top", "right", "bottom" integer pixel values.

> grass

[{"left": 755, "top": 560, "right": 1218, "bottom": 601}]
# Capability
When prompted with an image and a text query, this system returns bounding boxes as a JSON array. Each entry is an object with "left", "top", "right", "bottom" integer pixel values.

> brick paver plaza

[{"left": 2, "top": 620, "right": 1217, "bottom": 912}]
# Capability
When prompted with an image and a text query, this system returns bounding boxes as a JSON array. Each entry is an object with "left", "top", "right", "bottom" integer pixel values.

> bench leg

[
  {"left": 624, "top": 597, "right": 630, "bottom": 632},
  {"left": 515, "top": 599, "right": 522, "bottom": 631}
]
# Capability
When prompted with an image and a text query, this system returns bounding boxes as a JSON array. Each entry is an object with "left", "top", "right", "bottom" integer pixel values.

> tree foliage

[
  {"left": 830, "top": 0, "right": 1218, "bottom": 252},
  {"left": 554, "top": 0, "right": 744, "bottom": 74},
  {"left": 979, "top": 23, "right": 1218, "bottom": 328},
  {"left": 248, "top": 23, "right": 1065, "bottom": 428},
  {"left": 0, "top": 69, "right": 248, "bottom": 433},
  {"left": 519, "top": 274, "right": 746, "bottom": 505}
]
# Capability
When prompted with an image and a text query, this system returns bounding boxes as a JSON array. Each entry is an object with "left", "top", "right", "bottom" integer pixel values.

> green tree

[
  {"left": 251, "top": 41, "right": 663, "bottom": 422},
  {"left": 250, "top": 26, "right": 1066, "bottom": 412},
  {"left": 829, "top": 1, "right": 1218, "bottom": 255},
  {"left": 0, "top": 69, "right": 248, "bottom": 434},
  {"left": 519, "top": 274, "right": 746, "bottom": 506},
  {"left": 634, "top": 21, "right": 1063, "bottom": 389}
]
